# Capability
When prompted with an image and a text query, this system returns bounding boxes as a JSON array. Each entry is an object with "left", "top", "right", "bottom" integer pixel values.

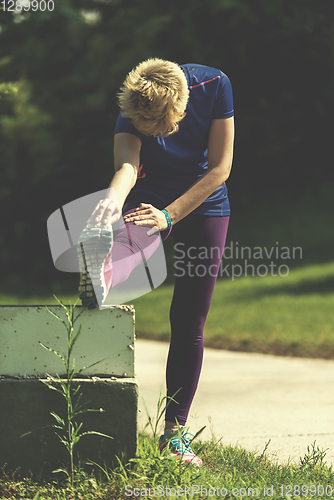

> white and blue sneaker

[
  {"left": 159, "top": 429, "right": 203, "bottom": 467},
  {"left": 78, "top": 222, "right": 113, "bottom": 309}
]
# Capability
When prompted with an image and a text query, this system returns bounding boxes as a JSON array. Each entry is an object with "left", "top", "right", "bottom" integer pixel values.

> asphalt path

[{"left": 135, "top": 339, "right": 334, "bottom": 466}]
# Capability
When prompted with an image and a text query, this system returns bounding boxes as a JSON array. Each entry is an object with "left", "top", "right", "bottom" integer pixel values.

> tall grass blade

[
  {"left": 38, "top": 342, "right": 66, "bottom": 363},
  {"left": 77, "top": 358, "right": 106, "bottom": 374}
]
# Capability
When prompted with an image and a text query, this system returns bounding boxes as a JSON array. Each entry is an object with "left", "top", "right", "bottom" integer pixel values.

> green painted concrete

[
  {"left": 0, "top": 305, "right": 138, "bottom": 479},
  {"left": 0, "top": 377, "right": 138, "bottom": 480},
  {"left": 0, "top": 305, "right": 135, "bottom": 377}
]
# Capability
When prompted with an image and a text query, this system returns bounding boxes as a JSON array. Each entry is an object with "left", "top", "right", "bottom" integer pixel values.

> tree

[{"left": 0, "top": 0, "right": 333, "bottom": 290}]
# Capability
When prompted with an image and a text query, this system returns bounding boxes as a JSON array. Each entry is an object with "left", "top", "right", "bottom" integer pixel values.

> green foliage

[
  {"left": 0, "top": 0, "right": 334, "bottom": 289},
  {"left": 1, "top": 434, "right": 333, "bottom": 499},
  {"left": 3, "top": 385, "right": 334, "bottom": 495},
  {"left": 0, "top": 82, "right": 18, "bottom": 96},
  {"left": 95, "top": 389, "right": 207, "bottom": 497},
  {"left": 140, "top": 385, "right": 181, "bottom": 443},
  {"left": 299, "top": 441, "right": 330, "bottom": 472}
]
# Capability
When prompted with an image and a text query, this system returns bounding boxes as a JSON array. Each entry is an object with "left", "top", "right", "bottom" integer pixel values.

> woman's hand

[
  {"left": 123, "top": 203, "right": 168, "bottom": 235},
  {"left": 87, "top": 197, "right": 121, "bottom": 226}
]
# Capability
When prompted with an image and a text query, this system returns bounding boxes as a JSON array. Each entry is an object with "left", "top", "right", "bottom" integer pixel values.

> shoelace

[{"left": 169, "top": 430, "right": 195, "bottom": 455}]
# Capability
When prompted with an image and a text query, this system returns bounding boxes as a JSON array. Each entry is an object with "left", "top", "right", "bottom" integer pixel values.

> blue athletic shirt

[{"left": 114, "top": 63, "right": 234, "bottom": 216}]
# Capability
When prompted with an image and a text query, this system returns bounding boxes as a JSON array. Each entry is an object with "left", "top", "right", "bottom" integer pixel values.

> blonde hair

[{"left": 117, "top": 58, "right": 189, "bottom": 137}]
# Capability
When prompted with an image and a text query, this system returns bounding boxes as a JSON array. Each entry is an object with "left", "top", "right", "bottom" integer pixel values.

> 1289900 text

[
  {"left": 1, "top": 0, "right": 54, "bottom": 11},
  {"left": 279, "top": 484, "right": 333, "bottom": 497}
]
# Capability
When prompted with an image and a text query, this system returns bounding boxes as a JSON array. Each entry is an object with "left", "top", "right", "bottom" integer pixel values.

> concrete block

[
  {"left": 0, "top": 305, "right": 135, "bottom": 377},
  {"left": 0, "top": 305, "right": 138, "bottom": 479},
  {"left": 0, "top": 377, "right": 138, "bottom": 479}
]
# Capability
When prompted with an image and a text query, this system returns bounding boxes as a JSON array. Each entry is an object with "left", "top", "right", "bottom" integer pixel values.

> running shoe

[
  {"left": 159, "top": 429, "right": 203, "bottom": 467},
  {"left": 77, "top": 222, "right": 113, "bottom": 309}
]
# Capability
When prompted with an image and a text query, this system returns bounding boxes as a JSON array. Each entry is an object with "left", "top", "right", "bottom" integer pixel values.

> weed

[
  {"left": 21, "top": 296, "right": 112, "bottom": 488},
  {"left": 299, "top": 440, "right": 329, "bottom": 471}
]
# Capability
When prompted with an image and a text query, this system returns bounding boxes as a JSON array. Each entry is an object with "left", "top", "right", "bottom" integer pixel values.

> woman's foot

[
  {"left": 78, "top": 244, "right": 98, "bottom": 309},
  {"left": 159, "top": 428, "right": 203, "bottom": 467},
  {"left": 78, "top": 222, "right": 113, "bottom": 308}
]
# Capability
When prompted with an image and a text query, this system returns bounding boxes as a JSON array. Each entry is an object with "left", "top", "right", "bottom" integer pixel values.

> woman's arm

[
  {"left": 166, "top": 116, "right": 234, "bottom": 224},
  {"left": 88, "top": 132, "right": 141, "bottom": 225},
  {"left": 124, "top": 116, "right": 234, "bottom": 231},
  {"left": 111, "top": 132, "right": 142, "bottom": 206}
]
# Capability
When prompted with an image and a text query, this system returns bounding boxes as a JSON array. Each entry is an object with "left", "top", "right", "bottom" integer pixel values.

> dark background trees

[{"left": 0, "top": 0, "right": 333, "bottom": 293}]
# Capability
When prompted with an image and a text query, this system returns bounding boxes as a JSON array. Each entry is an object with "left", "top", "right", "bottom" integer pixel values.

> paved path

[{"left": 135, "top": 339, "right": 334, "bottom": 466}]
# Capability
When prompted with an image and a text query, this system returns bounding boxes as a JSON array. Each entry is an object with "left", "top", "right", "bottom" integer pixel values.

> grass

[
  {"left": 1, "top": 431, "right": 333, "bottom": 499},
  {"left": 0, "top": 380, "right": 333, "bottom": 496},
  {"left": 129, "top": 261, "right": 334, "bottom": 359},
  {"left": 1, "top": 262, "right": 334, "bottom": 359}
]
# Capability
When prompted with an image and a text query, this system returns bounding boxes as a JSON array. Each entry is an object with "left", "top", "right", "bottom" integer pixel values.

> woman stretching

[{"left": 78, "top": 58, "right": 234, "bottom": 466}]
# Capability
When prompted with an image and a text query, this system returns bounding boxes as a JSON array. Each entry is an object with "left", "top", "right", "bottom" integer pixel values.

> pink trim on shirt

[{"left": 189, "top": 75, "right": 221, "bottom": 89}]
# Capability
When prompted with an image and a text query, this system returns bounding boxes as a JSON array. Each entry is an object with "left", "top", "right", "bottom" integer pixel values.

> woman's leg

[
  {"left": 103, "top": 209, "right": 168, "bottom": 291},
  {"left": 80, "top": 208, "right": 167, "bottom": 307},
  {"left": 165, "top": 214, "right": 229, "bottom": 426}
]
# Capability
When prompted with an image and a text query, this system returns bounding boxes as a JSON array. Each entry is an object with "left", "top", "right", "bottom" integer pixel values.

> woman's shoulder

[
  {"left": 181, "top": 63, "right": 229, "bottom": 87},
  {"left": 181, "top": 63, "right": 234, "bottom": 121}
]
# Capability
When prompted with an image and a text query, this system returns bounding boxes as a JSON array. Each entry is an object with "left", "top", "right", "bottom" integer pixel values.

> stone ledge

[{"left": 0, "top": 377, "right": 138, "bottom": 480}]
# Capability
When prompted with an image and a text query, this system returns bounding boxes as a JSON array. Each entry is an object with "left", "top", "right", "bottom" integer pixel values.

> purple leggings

[{"left": 105, "top": 211, "right": 229, "bottom": 426}]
